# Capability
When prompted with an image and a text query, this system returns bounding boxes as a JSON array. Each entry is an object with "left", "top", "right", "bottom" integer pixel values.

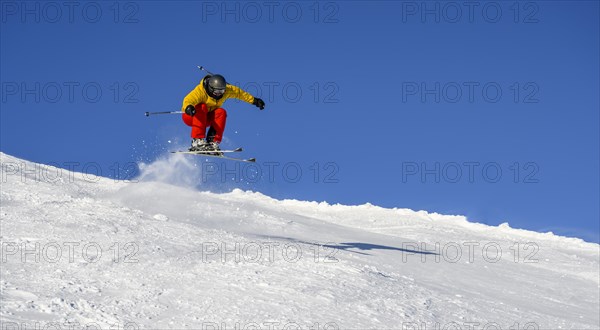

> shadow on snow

[{"left": 253, "top": 235, "right": 439, "bottom": 257}]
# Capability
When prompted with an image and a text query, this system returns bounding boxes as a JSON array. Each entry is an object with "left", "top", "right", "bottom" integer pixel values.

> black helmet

[{"left": 205, "top": 74, "right": 227, "bottom": 99}]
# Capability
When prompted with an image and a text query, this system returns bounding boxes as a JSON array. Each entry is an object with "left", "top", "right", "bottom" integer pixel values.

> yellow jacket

[{"left": 181, "top": 76, "right": 255, "bottom": 112}]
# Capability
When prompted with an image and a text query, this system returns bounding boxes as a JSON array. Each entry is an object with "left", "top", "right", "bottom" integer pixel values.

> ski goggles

[{"left": 210, "top": 87, "right": 225, "bottom": 96}]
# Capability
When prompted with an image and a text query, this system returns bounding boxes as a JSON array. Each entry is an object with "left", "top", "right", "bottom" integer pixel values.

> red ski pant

[{"left": 182, "top": 103, "right": 227, "bottom": 142}]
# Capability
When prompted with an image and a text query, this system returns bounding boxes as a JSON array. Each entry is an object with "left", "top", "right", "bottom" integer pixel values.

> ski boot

[
  {"left": 207, "top": 141, "right": 223, "bottom": 156},
  {"left": 189, "top": 138, "right": 210, "bottom": 152}
]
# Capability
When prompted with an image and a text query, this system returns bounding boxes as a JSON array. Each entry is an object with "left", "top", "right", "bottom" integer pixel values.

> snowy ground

[{"left": 1, "top": 152, "right": 598, "bottom": 329}]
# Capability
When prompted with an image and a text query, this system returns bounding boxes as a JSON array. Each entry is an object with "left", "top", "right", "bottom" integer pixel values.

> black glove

[
  {"left": 253, "top": 97, "right": 265, "bottom": 110},
  {"left": 184, "top": 105, "right": 196, "bottom": 116}
]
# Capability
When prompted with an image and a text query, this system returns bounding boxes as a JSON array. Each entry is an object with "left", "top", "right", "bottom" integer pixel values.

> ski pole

[
  {"left": 144, "top": 111, "right": 181, "bottom": 117},
  {"left": 197, "top": 65, "right": 214, "bottom": 75}
]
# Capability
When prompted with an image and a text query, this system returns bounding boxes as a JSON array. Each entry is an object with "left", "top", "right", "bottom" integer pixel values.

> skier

[{"left": 182, "top": 74, "right": 265, "bottom": 153}]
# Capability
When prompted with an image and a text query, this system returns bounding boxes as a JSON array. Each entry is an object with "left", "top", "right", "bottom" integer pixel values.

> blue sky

[{"left": 1, "top": 1, "right": 599, "bottom": 242}]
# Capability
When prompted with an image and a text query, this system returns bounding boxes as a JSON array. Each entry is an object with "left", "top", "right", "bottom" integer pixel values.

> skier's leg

[
  {"left": 206, "top": 127, "right": 216, "bottom": 143},
  {"left": 182, "top": 103, "right": 209, "bottom": 139},
  {"left": 208, "top": 108, "right": 227, "bottom": 143}
]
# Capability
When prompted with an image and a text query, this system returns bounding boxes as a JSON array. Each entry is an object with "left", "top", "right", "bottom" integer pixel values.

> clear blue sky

[{"left": 2, "top": 1, "right": 598, "bottom": 242}]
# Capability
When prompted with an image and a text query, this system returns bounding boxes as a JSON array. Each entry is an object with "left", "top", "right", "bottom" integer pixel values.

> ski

[
  {"left": 172, "top": 150, "right": 256, "bottom": 163},
  {"left": 170, "top": 147, "right": 243, "bottom": 154}
]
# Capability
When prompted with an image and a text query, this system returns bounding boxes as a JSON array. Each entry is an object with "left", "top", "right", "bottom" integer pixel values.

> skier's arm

[
  {"left": 181, "top": 85, "right": 207, "bottom": 112},
  {"left": 227, "top": 85, "right": 265, "bottom": 110},
  {"left": 226, "top": 85, "right": 256, "bottom": 104}
]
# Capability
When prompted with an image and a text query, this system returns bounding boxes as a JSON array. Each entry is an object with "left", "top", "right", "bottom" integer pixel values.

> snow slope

[{"left": 1, "top": 152, "right": 598, "bottom": 329}]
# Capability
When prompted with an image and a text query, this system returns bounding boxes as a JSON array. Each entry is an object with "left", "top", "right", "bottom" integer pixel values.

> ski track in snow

[{"left": 0, "top": 152, "right": 598, "bottom": 329}]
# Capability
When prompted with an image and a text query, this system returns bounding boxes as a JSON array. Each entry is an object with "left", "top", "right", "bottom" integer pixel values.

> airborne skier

[{"left": 181, "top": 73, "right": 265, "bottom": 154}]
